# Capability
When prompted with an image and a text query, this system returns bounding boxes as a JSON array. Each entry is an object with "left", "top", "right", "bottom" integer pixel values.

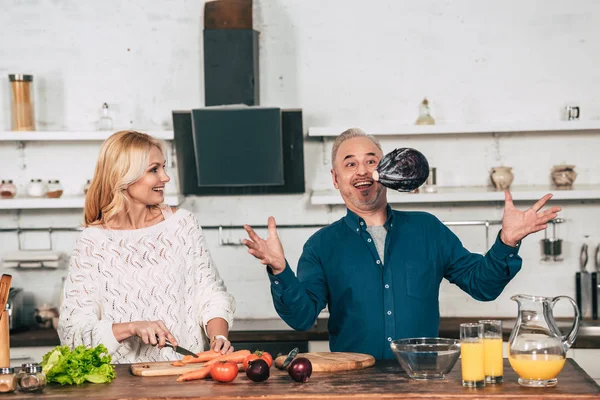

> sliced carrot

[
  {"left": 177, "top": 365, "right": 212, "bottom": 382},
  {"left": 203, "top": 350, "right": 252, "bottom": 367},
  {"left": 172, "top": 361, "right": 185, "bottom": 367}
]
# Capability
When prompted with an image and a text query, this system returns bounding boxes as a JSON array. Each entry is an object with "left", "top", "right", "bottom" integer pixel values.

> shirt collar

[{"left": 344, "top": 204, "right": 395, "bottom": 234}]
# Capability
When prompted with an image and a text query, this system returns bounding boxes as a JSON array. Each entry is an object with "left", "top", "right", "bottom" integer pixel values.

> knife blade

[
  {"left": 156, "top": 335, "right": 198, "bottom": 358},
  {"left": 281, "top": 347, "right": 299, "bottom": 368}
]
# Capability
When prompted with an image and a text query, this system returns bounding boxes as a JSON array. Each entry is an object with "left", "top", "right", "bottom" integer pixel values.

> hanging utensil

[
  {"left": 576, "top": 244, "right": 592, "bottom": 319},
  {"left": 0, "top": 274, "right": 12, "bottom": 319},
  {"left": 592, "top": 244, "right": 600, "bottom": 320}
]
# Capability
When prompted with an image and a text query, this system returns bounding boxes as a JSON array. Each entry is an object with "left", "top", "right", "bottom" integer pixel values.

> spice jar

[
  {"left": 17, "top": 364, "right": 46, "bottom": 393},
  {"left": 83, "top": 179, "right": 92, "bottom": 195},
  {"left": 9, "top": 74, "right": 35, "bottom": 131},
  {"left": 0, "top": 367, "right": 17, "bottom": 394},
  {"left": 46, "top": 180, "right": 63, "bottom": 198},
  {"left": 0, "top": 180, "right": 17, "bottom": 199},
  {"left": 26, "top": 179, "right": 47, "bottom": 197},
  {"left": 16, "top": 363, "right": 37, "bottom": 383}
]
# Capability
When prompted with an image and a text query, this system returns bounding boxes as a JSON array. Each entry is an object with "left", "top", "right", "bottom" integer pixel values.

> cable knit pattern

[{"left": 58, "top": 209, "right": 235, "bottom": 364}]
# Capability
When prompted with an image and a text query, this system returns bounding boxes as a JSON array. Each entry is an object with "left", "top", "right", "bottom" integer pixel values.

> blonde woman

[{"left": 58, "top": 131, "right": 235, "bottom": 363}]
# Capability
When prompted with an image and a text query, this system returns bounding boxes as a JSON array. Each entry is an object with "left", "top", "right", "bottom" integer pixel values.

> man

[{"left": 243, "top": 128, "right": 561, "bottom": 360}]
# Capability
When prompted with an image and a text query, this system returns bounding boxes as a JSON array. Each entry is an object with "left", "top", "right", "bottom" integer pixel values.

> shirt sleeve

[
  {"left": 268, "top": 239, "right": 328, "bottom": 331},
  {"left": 440, "top": 219, "right": 522, "bottom": 301},
  {"left": 58, "top": 233, "right": 123, "bottom": 355},
  {"left": 191, "top": 223, "right": 236, "bottom": 335}
]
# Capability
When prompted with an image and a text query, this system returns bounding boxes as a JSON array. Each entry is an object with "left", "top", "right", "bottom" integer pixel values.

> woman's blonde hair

[{"left": 84, "top": 130, "right": 167, "bottom": 226}]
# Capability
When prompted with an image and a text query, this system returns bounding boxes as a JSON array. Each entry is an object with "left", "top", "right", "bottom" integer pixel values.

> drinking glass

[
  {"left": 480, "top": 320, "right": 503, "bottom": 384},
  {"left": 460, "top": 322, "right": 485, "bottom": 388}
]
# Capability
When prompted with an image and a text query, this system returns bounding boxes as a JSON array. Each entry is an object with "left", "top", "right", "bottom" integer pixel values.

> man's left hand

[{"left": 500, "top": 190, "right": 562, "bottom": 247}]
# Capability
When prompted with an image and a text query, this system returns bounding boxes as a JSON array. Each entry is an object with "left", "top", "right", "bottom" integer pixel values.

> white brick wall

[{"left": 1, "top": 0, "right": 599, "bottom": 321}]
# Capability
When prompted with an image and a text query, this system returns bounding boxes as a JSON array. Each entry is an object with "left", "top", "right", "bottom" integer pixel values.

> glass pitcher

[{"left": 507, "top": 294, "right": 580, "bottom": 387}]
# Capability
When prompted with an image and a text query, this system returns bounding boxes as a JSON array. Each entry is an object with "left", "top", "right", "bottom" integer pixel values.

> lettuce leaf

[{"left": 40, "top": 344, "right": 116, "bottom": 385}]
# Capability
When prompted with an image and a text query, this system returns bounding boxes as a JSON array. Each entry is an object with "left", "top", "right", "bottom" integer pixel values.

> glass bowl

[{"left": 390, "top": 337, "right": 461, "bottom": 380}]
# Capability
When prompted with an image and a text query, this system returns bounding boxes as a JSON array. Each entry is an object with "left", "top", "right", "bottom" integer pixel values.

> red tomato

[
  {"left": 244, "top": 351, "right": 273, "bottom": 370},
  {"left": 243, "top": 354, "right": 259, "bottom": 370},
  {"left": 210, "top": 361, "right": 239, "bottom": 382}
]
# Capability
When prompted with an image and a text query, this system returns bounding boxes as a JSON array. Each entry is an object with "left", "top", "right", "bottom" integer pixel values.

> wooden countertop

[
  {"left": 10, "top": 317, "right": 600, "bottom": 348},
  {"left": 6, "top": 359, "right": 600, "bottom": 399}
]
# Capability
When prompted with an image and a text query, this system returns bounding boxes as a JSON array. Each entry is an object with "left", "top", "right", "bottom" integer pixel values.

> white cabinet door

[{"left": 9, "top": 346, "right": 55, "bottom": 367}]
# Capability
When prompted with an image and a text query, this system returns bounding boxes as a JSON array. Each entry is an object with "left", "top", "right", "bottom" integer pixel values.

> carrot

[
  {"left": 172, "top": 361, "right": 185, "bottom": 367},
  {"left": 180, "top": 350, "right": 224, "bottom": 364},
  {"left": 203, "top": 350, "right": 252, "bottom": 367},
  {"left": 177, "top": 365, "right": 212, "bottom": 382}
]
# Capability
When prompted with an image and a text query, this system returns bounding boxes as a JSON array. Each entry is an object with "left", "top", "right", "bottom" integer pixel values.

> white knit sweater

[{"left": 58, "top": 209, "right": 235, "bottom": 364}]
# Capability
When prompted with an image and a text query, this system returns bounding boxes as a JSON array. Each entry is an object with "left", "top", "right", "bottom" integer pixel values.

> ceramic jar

[
  {"left": 0, "top": 180, "right": 17, "bottom": 199},
  {"left": 26, "top": 179, "right": 47, "bottom": 197},
  {"left": 551, "top": 165, "right": 577, "bottom": 190},
  {"left": 490, "top": 166, "right": 514, "bottom": 190},
  {"left": 46, "top": 180, "right": 63, "bottom": 198}
]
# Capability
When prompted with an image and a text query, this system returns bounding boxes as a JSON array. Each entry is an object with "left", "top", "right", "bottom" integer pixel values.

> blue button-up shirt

[{"left": 268, "top": 206, "right": 522, "bottom": 359}]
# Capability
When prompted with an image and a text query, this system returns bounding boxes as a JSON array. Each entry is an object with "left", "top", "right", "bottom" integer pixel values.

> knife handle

[{"left": 576, "top": 272, "right": 582, "bottom": 319}]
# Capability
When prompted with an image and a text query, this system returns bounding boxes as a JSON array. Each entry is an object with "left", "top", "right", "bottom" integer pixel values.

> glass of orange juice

[
  {"left": 479, "top": 320, "right": 503, "bottom": 384},
  {"left": 460, "top": 323, "right": 485, "bottom": 388}
]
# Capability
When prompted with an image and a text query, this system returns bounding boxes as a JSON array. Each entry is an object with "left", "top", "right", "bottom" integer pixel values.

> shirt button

[
  {"left": 360, "top": 222, "right": 364, "bottom": 226},
  {"left": 387, "top": 311, "right": 392, "bottom": 316},
  {"left": 356, "top": 228, "right": 359, "bottom": 232},
  {"left": 367, "top": 238, "right": 372, "bottom": 243},
  {"left": 376, "top": 260, "right": 381, "bottom": 265},
  {"left": 387, "top": 337, "right": 392, "bottom": 342},
  {"left": 384, "top": 284, "right": 389, "bottom": 289},
  {"left": 390, "top": 223, "right": 393, "bottom": 227},
  {"left": 274, "top": 281, "right": 279, "bottom": 285},
  {"left": 509, "top": 254, "right": 514, "bottom": 258}
]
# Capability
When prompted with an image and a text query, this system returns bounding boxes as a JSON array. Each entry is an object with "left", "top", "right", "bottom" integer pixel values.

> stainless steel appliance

[{"left": 6, "top": 288, "right": 26, "bottom": 331}]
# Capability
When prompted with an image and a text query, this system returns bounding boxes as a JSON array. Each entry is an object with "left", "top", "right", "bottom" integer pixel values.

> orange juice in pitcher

[{"left": 508, "top": 294, "right": 579, "bottom": 387}]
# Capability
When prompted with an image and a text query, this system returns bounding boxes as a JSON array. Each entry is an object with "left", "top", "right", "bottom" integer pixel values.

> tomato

[
  {"left": 210, "top": 361, "right": 239, "bottom": 382},
  {"left": 244, "top": 351, "right": 273, "bottom": 370}
]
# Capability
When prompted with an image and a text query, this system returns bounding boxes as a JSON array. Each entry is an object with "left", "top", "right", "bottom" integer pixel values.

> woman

[{"left": 58, "top": 130, "right": 236, "bottom": 363}]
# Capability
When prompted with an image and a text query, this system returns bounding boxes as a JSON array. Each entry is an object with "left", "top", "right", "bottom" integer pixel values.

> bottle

[
  {"left": 0, "top": 367, "right": 17, "bottom": 393},
  {"left": 17, "top": 364, "right": 46, "bottom": 392},
  {"left": 9, "top": 74, "right": 35, "bottom": 131},
  {"left": 0, "top": 180, "right": 17, "bottom": 199},
  {"left": 416, "top": 98, "right": 435, "bottom": 125},
  {"left": 99, "top": 103, "right": 113, "bottom": 131}
]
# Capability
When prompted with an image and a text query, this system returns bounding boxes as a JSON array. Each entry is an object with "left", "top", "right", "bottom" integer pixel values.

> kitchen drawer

[{"left": 231, "top": 341, "right": 308, "bottom": 358}]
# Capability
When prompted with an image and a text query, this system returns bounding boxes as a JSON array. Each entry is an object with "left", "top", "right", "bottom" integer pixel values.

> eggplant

[{"left": 373, "top": 148, "right": 429, "bottom": 192}]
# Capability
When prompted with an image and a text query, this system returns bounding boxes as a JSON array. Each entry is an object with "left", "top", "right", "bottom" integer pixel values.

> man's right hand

[{"left": 243, "top": 216, "right": 286, "bottom": 274}]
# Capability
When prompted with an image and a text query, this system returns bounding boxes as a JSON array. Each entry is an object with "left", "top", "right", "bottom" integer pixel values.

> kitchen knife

[
  {"left": 155, "top": 336, "right": 198, "bottom": 358},
  {"left": 281, "top": 347, "right": 299, "bottom": 368}
]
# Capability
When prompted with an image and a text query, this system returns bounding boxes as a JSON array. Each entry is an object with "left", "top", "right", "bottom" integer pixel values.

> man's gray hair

[{"left": 331, "top": 128, "right": 383, "bottom": 167}]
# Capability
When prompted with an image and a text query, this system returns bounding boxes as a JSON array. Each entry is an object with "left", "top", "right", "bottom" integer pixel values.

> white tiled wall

[{"left": 1, "top": 1, "right": 600, "bottom": 322}]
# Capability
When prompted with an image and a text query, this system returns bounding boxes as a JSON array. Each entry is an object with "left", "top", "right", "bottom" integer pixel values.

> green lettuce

[{"left": 40, "top": 344, "right": 116, "bottom": 385}]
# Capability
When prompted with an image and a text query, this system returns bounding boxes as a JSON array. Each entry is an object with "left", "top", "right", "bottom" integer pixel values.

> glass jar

[
  {"left": 83, "top": 179, "right": 92, "bottom": 195},
  {"left": 26, "top": 179, "right": 47, "bottom": 197},
  {"left": 9, "top": 74, "right": 35, "bottom": 131},
  {"left": 16, "top": 363, "right": 37, "bottom": 383},
  {"left": 0, "top": 367, "right": 17, "bottom": 393},
  {"left": 17, "top": 364, "right": 46, "bottom": 392},
  {"left": 46, "top": 180, "right": 63, "bottom": 198},
  {"left": 0, "top": 180, "right": 17, "bottom": 199}
]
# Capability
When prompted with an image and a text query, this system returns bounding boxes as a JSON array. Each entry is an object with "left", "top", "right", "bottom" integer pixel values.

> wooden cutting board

[
  {"left": 274, "top": 352, "right": 375, "bottom": 372},
  {"left": 130, "top": 361, "right": 208, "bottom": 377},
  {"left": 130, "top": 361, "right": 246, "bottom": 377}
]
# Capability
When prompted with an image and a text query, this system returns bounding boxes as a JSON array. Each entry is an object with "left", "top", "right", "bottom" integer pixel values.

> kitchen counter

[
  {"left": 11, "top": 317, "right": 600, "bottom": 348},
  {"left": 6, "top": 359, "right": 600, "bottom": 399}
]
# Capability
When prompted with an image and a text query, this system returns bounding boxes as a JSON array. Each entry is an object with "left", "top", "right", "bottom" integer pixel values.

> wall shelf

[
  {"left": 307, "top": 120, "right": 600, "bottom": 137},
  {"left": 310, "top": 185, "right": 600, "bottom": 205},
  {"left": 0, "top": 194, "right": 184, "bottom": 210},
  {"left": 0, "top": 131, "right": 174, "bottom": 141}
]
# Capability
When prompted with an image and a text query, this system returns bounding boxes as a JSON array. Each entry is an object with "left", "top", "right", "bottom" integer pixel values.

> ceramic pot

[
  {"left": 490, "top": 166, "right": 514, "bottom": 190},
  {"left": 551, "top": 165, "right": 577, "bottom": 190}
]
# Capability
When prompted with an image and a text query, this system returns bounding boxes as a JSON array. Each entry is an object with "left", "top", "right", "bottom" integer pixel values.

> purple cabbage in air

[{"left": 374, "top": 148, "right": 429, "bottom": 192}]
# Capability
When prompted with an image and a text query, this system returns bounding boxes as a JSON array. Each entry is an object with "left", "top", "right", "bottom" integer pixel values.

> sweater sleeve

[
  {"left": 190, "top": 220, "right": 236, "bottom": 335},
  {"left": 58, "top": 232, "right": 123, "bottom": 355}
]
